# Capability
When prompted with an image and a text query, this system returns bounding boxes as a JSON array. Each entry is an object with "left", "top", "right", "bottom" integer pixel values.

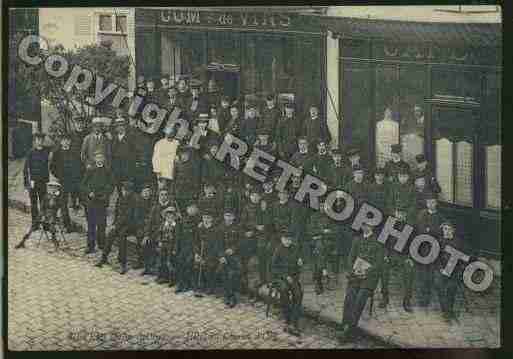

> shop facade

[
  {"left": 326, "top": 18, "right": 502, "bottom": 256},
  {"left": 134, "top": 8, "right": 328, "bottom": 132}
]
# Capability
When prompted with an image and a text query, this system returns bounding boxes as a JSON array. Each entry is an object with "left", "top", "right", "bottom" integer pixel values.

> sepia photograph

[{"left": 6, "top": 4, "right": 502, "bottom": 351}]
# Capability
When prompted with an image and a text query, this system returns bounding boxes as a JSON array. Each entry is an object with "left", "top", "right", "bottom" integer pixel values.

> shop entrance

[{"left": 207, "top": 69, "right": 240, "bottom": 101}]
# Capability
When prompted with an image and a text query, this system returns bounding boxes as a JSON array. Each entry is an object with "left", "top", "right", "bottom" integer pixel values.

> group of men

[{"left": 18, "top": 75, "right": 469, "bottom": 340}]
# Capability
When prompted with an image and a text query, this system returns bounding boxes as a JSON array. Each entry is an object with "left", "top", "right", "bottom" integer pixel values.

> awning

[{"left": 320, "top": 16, "right": 502, "bottom": 47}]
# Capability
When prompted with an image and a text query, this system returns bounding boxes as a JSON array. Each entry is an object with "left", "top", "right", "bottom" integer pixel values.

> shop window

[
  {"left": 97, "top": 13, "right": 129, "bottom": 56},
  {"left": 432, "top": 68, "right": 481, "bottom": 102},
  {"left": 99, "top": 15, "right": 113, "bottom": 32},
  {"left": 485, "top": 145, "right": 501, "bottom": 209},
  {"left": 433, "top": 107, "right": 475, "bottom": 207},
  {"left": 207, "top": 32, "right": 240, "bottom": 67}
]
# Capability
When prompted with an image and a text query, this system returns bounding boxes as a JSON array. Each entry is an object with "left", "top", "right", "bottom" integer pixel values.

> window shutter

[{"left": 74, "top": 14, "right": 92, "bottom": 36}]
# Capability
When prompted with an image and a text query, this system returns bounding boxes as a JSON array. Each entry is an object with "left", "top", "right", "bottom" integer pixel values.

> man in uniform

[
  {"left": 111, "top": 117, "right": 135, "bottom": 195},
  {"left": 346, "top": 147, "right": 364, "bottom": 173},
  {"left": 197, "top": 183, "right": 223, "bottom": 224},
  {"left": 259, "top": 95, "right": 280, "bottom": 140},
  {"left": 205, "top": 78, "right": 221, "bottom": 110},
  {"left": 175, "top": 203, "right": 201, "bottom": 293},
  {"left": 132, "top": 119, "right": 156, "bottom": 194},
  {"left": 338, "top": 222, "right": 385, "bottom": 342},
  {"left": 95, "top": 180, "right": 138, "bottom": 274},
  {"left": 194, "top": 212, "right": 222, "bottom": 295},
  {"left": 307, "top": 201, "right": 336, "bottom": 294},
  {"left": 311, "top": 141, "right": 332, "bottom": 183},
  {"left": 217, "top": 96, "right": 231, "bottom": 134},
  {"left": 413, "top": 154, "right": 441, "bottom": 194},
  {"left": 217, "top": 211, "right": 242, "bottom": 308},
  {"left": 384, "top": 144, "right": 410, "bottom": 184},
  {"left": 414, "top": 174, "right": 430, "bottom": 211},
  {"left": 219, "top": 172, "right": 241, "bottom": 220},
  {"left": 142, "top": 188, "right": 173, "bottom": 279},
  {"left": 200, "top": 141, "right": 224, "bottom": 189},
  {"left": 81, "top": 117, "right": 112, "bottom": 170},
  {"left": 158, "top": 206, "right": 180, "bottom": 287},
  {"left": 222, "top": 103, "right": 242, "bottom": 139},
  {"left": 254, "top": 130, "right": 275, "bottom": 155},
  {"left": 302, "top": 105, "right": 330, "bottom": 149},
  {"left": 276, "top": 100, "right": 298, "bottom": 160},
  {"left": 134, "top": 182, "right": 153, "bottom": 268},
  {"left": 188, "top": 79, "right": 205, "bottom": 121},
  {"left": 175, "top": 77, "right": 192, "bottom": 116},
  {"left": 49, "top": 134, "right": 81, "bottom": 232},
  {"left": 290, "top": 136, "right": 315, "bottom": 174},
  {"left": 324, "top": 149, "right": 350, "bottom": 190},
  {"left": 173, "top": 146, "right": 201, "bottom": 210},
  {"left": 367, "top": 167, "right": 389, "bottom": 213},
  {"left": 271, "top": 229, "right": 304, "bottom": 336},
  {"left": 380, "top": 164, "right": 416, "bottom": 311},
  {"left": 416, "top": 191, "right": 445, "bottom": 307},
  {"left": 241, "top": 101, "right": 259, "bottom": 146},
  {"left": 80, "top": 152, "right": 114, "bottom": 254},
  {"left": 239, "top": 189, "right": 266, "bottom": 294}
]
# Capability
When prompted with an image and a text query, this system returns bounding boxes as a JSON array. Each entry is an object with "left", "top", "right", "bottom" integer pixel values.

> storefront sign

[{"left": 159, "top": 10, "right": 292, "bottom": 28}]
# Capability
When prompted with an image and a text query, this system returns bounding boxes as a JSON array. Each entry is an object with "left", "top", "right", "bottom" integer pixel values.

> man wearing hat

[
  {"left": 191, "top": 113, "right": 213, "bottom": 153},
  {"left": 111, "top": 117, "right": 135, "bottom": 195},
  {"left": 302, "top": 105, "right": 331, "bottom": 149},
  {"left": 435, "top": 220, "right": 470, "bottom": 322},
  {"left": 200, "top": 141, "right": 224, "bottom": 189},
  {"left": 346, "top": 146, "right": 364, "bottom": 171},
  {"left": 24, "top": 132, "right": 51, "bottom": 228},
  {"left": 254, "top": 129, "right": 275, "bottom": 155},
  {"left": 384, "top": 144, "right": 410, "bottom": 184},
  {"left": 80, "top": 152, "right": 115, "bottom": 254},
  {"left": 175, "top": 203, "right": 201, "bottom": 293},
  {"left": 270, "top": 189, "right": 294, "bottom": 241},
  {"left": 270, "top": 229, "right": 304, "bottom": 336},
  {"left": 175, "top": 77, "right": 192, "bottom": 114},
  {"left": 194, "top": 212, "right": 222, "bottom": 295},
  {"left": 95, "top": 180, "right": 138, "bottom": 274},
  {"left": 260, "top": 95, "right": 279, "bottom": 138},
  {"left": 16, "top": 181, "right": 62, "bottom": 249},
  {"left": 222, "top": 103, "right": 242, "bottom": 139},
  {"left": 217, "top": 96, "right": 232, "bottom": 134},
  {"left": 311, "top": 141, "right": 332, "bottom": 182},
  {"left": 174, "top": 146, "right": 201, "bottom": 210},
  {"left": 276, "top": 100, "right": 299, "bottom": 160},
  {"left": 413, "top": 173, "right": 430, "bottom": 211},
  {"left": 367, "top": 167, "right": 390, "bottom": 213},
  {"left": 241, "top": 101, "right": 259, "bottom": 146},
  {"left": 380, "top": 162, "right": 416, "bottom": 311},
  {"left": 324, "top": 149, "right": 350, "bottom": 190},
  {"left": 197, "top": 183, "right": 223, "bottom": 224},
  {"left": 142, "top": 188, "right": 173, "bottom": 279},
  {"left": 290, "top": 136, "right": 315, "bottom": 174},
  {"left": 205, "top": 78, "right": 221, "bottom": 110},
  {"left": 344, "top": 164, "right": 368, "bottom": 211},
  {"left": 217, "top": 210, "right": 242, "bottom": 307},
  {"left": 156, "top": 205, "right": 179, "bottom": 286},
  {"left": 337, "top": 222, "right": 385, "bottom": 343},
  {"left": 145, "top": 78, "right": 158, "bottom": 104},
  {"left": 81, "top": 117, "right": 112, "bottom": 170},
  {"left": 49, "top": 133, "right": 81, "bottom": 232},
  {"left": 133, "top": 182, "right": 154, "bottom": 268},
  {"left": 152, "top": 124, "right": 179, "bottom": 191},
  {"left": 415, "top": 191, "right": 445, "bottom": 307},
  {"left": 413, "top": 154, "right": 441, "bottom": 194}
]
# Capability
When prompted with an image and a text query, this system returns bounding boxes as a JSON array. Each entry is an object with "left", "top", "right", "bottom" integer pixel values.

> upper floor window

[{"left": 98, "top": 14, "right": 127, "bottom": 34}]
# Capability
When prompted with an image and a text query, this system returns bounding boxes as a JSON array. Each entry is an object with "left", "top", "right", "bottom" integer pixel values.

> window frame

[{"left": 96, "top": 12, "right": 128, "bottom": 36}]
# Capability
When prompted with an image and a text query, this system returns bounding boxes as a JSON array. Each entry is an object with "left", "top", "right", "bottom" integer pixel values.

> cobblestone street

[{"left": 7, "top": 209, "right": 388, "bottom": 350}]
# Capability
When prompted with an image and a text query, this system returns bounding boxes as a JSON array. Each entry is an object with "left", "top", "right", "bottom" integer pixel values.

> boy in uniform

[
  {"left": 194, "top": 213, "right": 222, "bottom": 295},
  {"left": 175, "top": 203, "right": 201, "bottom": 293},
  {"left": 217, "top": 211, "right": 242, "bottom": 307},
  {"left": 133, "top": 183, "right": 154, "bottom": 268}
]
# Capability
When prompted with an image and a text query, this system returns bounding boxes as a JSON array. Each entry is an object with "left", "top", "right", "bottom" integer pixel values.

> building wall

[{"left": 326, "top": 31, "right": 339, "bottom": 149}]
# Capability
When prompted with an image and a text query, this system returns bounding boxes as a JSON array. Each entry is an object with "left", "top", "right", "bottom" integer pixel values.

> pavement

[{"left": 7, "top": 159, "right": 501, "bottom": 348}]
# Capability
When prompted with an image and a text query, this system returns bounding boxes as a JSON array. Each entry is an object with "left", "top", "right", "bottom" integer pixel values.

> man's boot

[
  {"left": 403, "top": 297, "right": 413, "bottom": 313},
  {"left": 95, "top": 256, "right": 108, "bottom": 268},
  {"left": 379, "top": 293, "right": 389, "bottom": 308},
  {"left": 120, "top": 264, "right": 128, "bottom": 275}
]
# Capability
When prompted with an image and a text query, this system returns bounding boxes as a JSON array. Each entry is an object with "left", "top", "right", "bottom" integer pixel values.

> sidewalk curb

[{"left": 5, "top": 197, "right": 407, "bottom": 348}]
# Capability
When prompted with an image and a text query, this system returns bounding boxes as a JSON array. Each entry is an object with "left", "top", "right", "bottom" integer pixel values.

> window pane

[
  {"left": 99, "top": 15, "right": 112, "bottom": 32},
  {"left": 455, "top": 141, "right": 473, "bottom": 206},
  {"left": 432, "top": 69, "right": 481, "bottom": 102},
  {"left": 436, "top": 138, "right": 454, "bottom": 203},
  {"left": 398, "top": 66, "right": 425, "bottom": 167},
  {"left": 486, "top": 145, "right": 501, "bottom": 209},
  {"left": 116, "top": 15, "right": 127, "bottom": 33}
]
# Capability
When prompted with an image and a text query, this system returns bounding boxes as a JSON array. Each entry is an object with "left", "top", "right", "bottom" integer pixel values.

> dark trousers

[
  {"left": 157, "top": 245, "right": 169, "bottom": 280},
  {"left": 135, "top": 234, "right": 144, "bottom": 265},
  {"left": 101, "top": 226, "right": 128, "bottom": 266},
  {"left": 134, "top": 164, "right": 153, "bottom": 194},
  {"left": 143, "top": 240, "right": 157, "bottom": 273},
  {"left": 86, "top": 204, "right": 107, "bottom": 250},
  {"left": 435, "top": 273, "right": 458, "bottom": 316},
  {"left": 342, "top": 279, "right": 373, "bottom": 329},
  {"left": 240, "top": 239, "right": 256, "bottom": 293},
  {"left": 59, "top": 188, "right": 73, "bottom": 228},
  {"left": 257, "top": 242, "right": 271, "bottom": 284},
  {"left": 417, "top": 266, "right": 435, "bottom": 306},
  {"left": 176, "top": 253, "right": 194, "bottom": 290},
  {"left": 380, "top": 257, "right": 415, "bottom": 300},
  {"left": 29, "top": 181, "right": 47, "bottom": 224},
  {"left": 221, "top": 265, "right": 241, "bottom": 300},
  {"left": 276, "top": 278, "right": 303, "bottom": 326},
  {"left": 194, "top": 262, "right": 217, "bottom": 292}
]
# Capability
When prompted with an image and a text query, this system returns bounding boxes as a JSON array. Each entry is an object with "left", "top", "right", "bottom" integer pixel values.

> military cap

[
  {"left": 73, "top": 115, "right": 86, "bottom": 122},
  {"left": 114, "top": 117, "right": 127, "bottom": 126},
  {"left": 398, "top": 163, "right": 410, "bottom": 175},
  {"left": 189, "top": 79, "right": 202, "bottom": 89},
  {"left": 414, "top": 172, "right": 427, "bottom": 180},
  {"left": 347, "top": 147, "right": 360, "bottom": 157},
  {"left": 256, "top": 127, "right": 270, "bottom": 136},
  {"left": 161, "top": 206, "right": 177, "bottom": 216},
  {"left": 47, "top": 180, "right": 61, "bottom": 188},
  {"left": 297, "top": 135, "right": 308, "bottom": 142},
  {"left": 221, "top": 95, "right": 231, "bottom": 103},
  {"left": 331, "top": 148, "right": 342, "bottom": 155},
  {"left": 196, "top": 113, "right": 210, "bottom": 122},
  {"left": 415, "top": 154, "right": 427, "bottom": 164},
  {"left": 391, "top": 144, "right": 402, "bottom": 154},
  {"left": 178, "top": 74, "right": 190, "bottom": 82},
  {"left": 60, "top": 133, "right": 71, "bottom": 140},
  {"left": 440, "top": 220, "right": 454, "bottom": 229},
  {"left": 223, "top": 209, "right": 235, "bottom": 216},
  {"left": 92, "top": 117, "right": 103, "bottom": 125},
  {"left": 141, "top": 182, "right": 153, "bottom": 190},
  {"left": 280, "top": 228, "right": 294, "bottom": 239},
  {"left": 266, "top": 94, "right": 275, "bottom": 102},
  {"left": 178, "top": 145, "right": 193, "bottom": 154},
  {"left": 352, "top": 164, "right": 364, "bottom": 173},
  {"left": 121, "top": 180, "right": 134, "bottom": 191}
]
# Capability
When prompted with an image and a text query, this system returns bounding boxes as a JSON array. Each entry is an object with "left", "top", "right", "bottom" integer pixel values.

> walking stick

[{"left": 194, "top": 240, "right": 205, "bottom": 298}]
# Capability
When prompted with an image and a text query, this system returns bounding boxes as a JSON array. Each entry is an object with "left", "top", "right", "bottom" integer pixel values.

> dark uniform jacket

[
  {"left": 177, "top": 214, "right": 201, "bottom": 260},
  {"left": 175, "top": 90, "right": 192, "bottom": 113},
  {"left": 218, "top": 222, "right": 242, "bottom": 271},
  {"left": 414, "top": 187, "right": 430, "bottom": 211},
  {"left": 143, "top": 201, "right": 172, "bottom": 240},
  {"left": 222, "top": 116, "right": 242, "bottom": 138},
  {"left": 174, "top": 155, "right": 201, "bottom": 197},
  {"left": 259, "top": 107, "right": 280, "bottom": 137},
  {"left": 134, "top": 195, "right": 153, "bottom": 238},
  {"left": 325, "top": 162, "right": 351, "bottom": 189},
  {"left": 384, "top": 159, "right": 410, "bottom": 183},
  {"left": 344, "top": 180, "right": 368, "bottom": 209},
  {"left": 24, "top": 147, "right": 51, "bottom": 188},
  {"left": 347, "top": 231, "right": 385, "bottom": 291},
  {"left": 271, "top": 200, "right": 294, "bottom": 234},
  {"left": 388, "top": 182, "right": 416, "bottom": 222},
  {"left": 302, "top": 117, "right": 330, "bottom": 145},
  {"left": 220, "top": 187, "right": 241, "bottom": 219},
  {"left": 240, "top": 117, "right": 258, "bottom": 145},
  {"left": 159, "top": 219, "right": 179, "bottom": 255},
  {"left": 271, "top": 244, "right": 302, "bottom": 282},
  {"left": 240, "top": 201, "right": 266, "bottom": 237},
  {"left": 50, "top": 148, "right": 81, "bottom": 189},
  {"left": 416, "top": 209, "right": 445, "bottom": 238},
  {"left": 80, "top": 166, "right": 114, "bottom": 207},
  {"left": 217, "top": 106, "right": 231, "bottom": 133},
  {"left": 311, "top": 153, "right": 332, "bottom": 183},
  {"left": 413, "top": 164, "right": 442, "bottom": 194},
  {"left": 367, "top": 182, "right": 390, "bottom": 213},
  {"left": 276, "top": 115, "right": 298, "bottom": 156},
  {"left": 111, "top": 132, "right": 136, "bottom": 183},
  {"left": 113, "top": 192, "right": 138, "bottom": 232},
  {"left": 290, "top": 151, "right": 315, "bottom": 173},
  {"left": 197, "top": 193, "right": 223, "bottom": 220},
  {"left": 195, "top": 223, "right": 222, "bottom": 267},
  {"left": 200, "top": 154, "right": 225, "bottom": 186}
]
